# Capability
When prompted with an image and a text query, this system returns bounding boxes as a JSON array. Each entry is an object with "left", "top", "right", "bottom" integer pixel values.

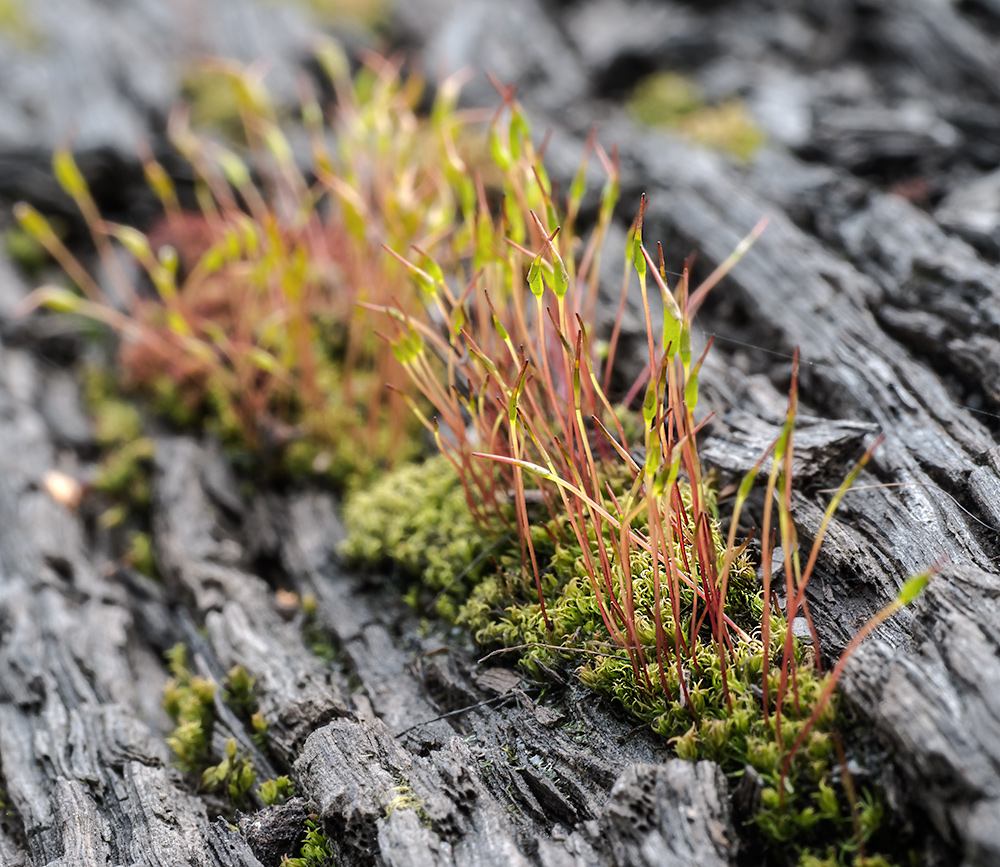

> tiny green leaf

[
  {"left": 53, "top": 149, "right": 88, "bottom": 199},
  {"left": 527, "top": 254, "right": 544, "bottom": 297},
  {"left": 32, "top": 286, "right": 82, "bottom": 313},
  {"left": 632, "top": 228, "right": 646, "bottom": 278},
  {"left": 248, "top": 347, "right": 282, "bottom": 375},
  {"left": 14, "top": 202, "right": 58, "bottom": 245},
  {"left": 216, "top": 149, "right": 252, "bottom": 190},
  {"left": 315, "top": 37, "right": 350, "bottom": 88},
  {"left": 489, "top": 126, "right": 512, "bottom": 171},
  {"left": 898, "top": 571, "right": 931, "bottom": 606},
  {"left": 109, "top": 225, "right": 153, "bottom": 263}
]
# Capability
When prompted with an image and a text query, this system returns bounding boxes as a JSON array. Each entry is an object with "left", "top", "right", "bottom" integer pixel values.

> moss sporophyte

[
  {"left": 342, "top": 85, "right": 930, "bottom": 864},
  {"left": 18, "top": 43, "right": 930, "bottom": 866}
]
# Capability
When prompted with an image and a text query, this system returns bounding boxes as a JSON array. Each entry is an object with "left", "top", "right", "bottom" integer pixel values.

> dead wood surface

[{"left": 3, "top": 0, "right": 1000, "bottom": 865}]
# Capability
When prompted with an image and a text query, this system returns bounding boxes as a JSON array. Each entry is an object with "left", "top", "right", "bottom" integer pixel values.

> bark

[{"left": 3, "top": 0, "right": 1000, "bottom": 864}]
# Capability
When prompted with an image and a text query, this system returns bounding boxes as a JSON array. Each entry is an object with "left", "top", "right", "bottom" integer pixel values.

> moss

[
  {"left": 384, "top": 780, "right": 431, "bottom": 826},
  {"left": 341, "top": 454, "right": 507, "bottom": 616},
  {"left": 344, "top": 457, "right": 900, "bottom": 866},
  {"left": 223, "top": 665, "right": 258, "bottom": 719},
  {"left": 3, "top": 226, "right": 48, "bottom": 274},
  {"left": 163, "top": 644, "right": 216, "bottom": 775},
  {"left": 282, "top": 818, "right": 335, "bottom": 867},
  {"left": 26, "top": 54, "right": 451, "bottom": 494},
  {"left": 258, "top": 775, "right": 295, "bottom": 806},
  {"left": 678, "top": 100, "right": 765, "bottom": 163},
  {"left": 180, "top": 67, "right": 246, "bottom": 142},
  {"left": 124, "top": 530, "right": 157, "bottom": 578},
  {"left": 628, "top": 72, "right": 704, "bottom": 126},
  {"left": 93, "top": 437, "right": 155, "bottom": 503},
  {"left": 200, "top": 738, "right": 256, "bottom": 811},
  {"left": 92, "top": 399, "right": 143, "bottom": 446},
  {"left": 83, "top": 365, "right": 157, "bottom": 513},
  {"left": 222, "top": 665, "right": 270, "bottom": 748},
  {"left": 0, "top": 0, "right": 41, "bottom": 49},
  {"left": 628, "top": 71, "right": 764, "bottom": 161},
  {"left": 269, "top": 0, "right": 389, "bottom": 27},
  {"left": 299, "top": 598, "right": 338, "bottom": 664},
  {"left": 149, "top": 376, "right": 200, "bottom": 428}
]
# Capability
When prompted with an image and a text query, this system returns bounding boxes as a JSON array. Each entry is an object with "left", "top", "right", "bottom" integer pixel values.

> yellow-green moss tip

[{"left": 163, "top": 644, "right": 216, "bottom": 775}]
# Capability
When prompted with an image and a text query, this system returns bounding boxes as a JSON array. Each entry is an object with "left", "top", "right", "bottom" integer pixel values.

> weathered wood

[
  {"left": 602, "top": 762, "right": 735, "bottom": 867},
  {"left": 542, "top": 107, "right": 1000, "bottom": 861},
  {"left": 270, "top": 489, "right": 733, "bottom": 866},
  {"left": 0, "top": 353, "right": 231, "bottom": 866},
  {"left": 843, "top": 564, "right": 1000, "bottom": 862},
  {"left": 4, "top": 0, "right": 1000, "bottom": 863},
  {"left": 153, "top": 437, "right": 349, "bottom": 765}
]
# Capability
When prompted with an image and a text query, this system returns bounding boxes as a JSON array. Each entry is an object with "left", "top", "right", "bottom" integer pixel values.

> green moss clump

[
  {"left": 92, "top": 399, "right": 143, "bottom": 446},
  {"left": 289, "top": 0, "right": 388, "bottom": 26},
  {"left": 200, "top": 738, "right": 256, "bottom": 811},
  {"left": 628, "top": 72, "right": 704, "bottom": 126},
  {"left": 0, "top": 0, "right": 42, "bottom": 48},
  {"left": 342, "top": 454, "right": 507, "bottom": 619},
  {"left": 628, "top": 71, "right": 765, "bottom": 161},
  {"left": 124, "top": 530, "right": 157, "bottom": 578},
  {"left": 222, "top": 665, "right": 270, "bottom": 748},
  {"left": 180, "top": 67, "right": 246, "bottom": 142},
  {"left": 93, "top": 437, "right": 155, "bottom": 504},
  {"left": 223, "top": 665, "right": 257, "bottom": 719},
  {"left": 344, "top": 457, "right": 900, "bottom": 866},
  {"left": 384, "top": 780, "right": 431, "bottom": 825},
  {"left": 163, "top": 644, "right": 216, "bottom": 775},
  {"left": 259, "top": 775, "right": 295, "bottom": 806},
  {"left": 83, "top": 365, "right": 157, "bottom": 511},
  {"left": 282, "top": 818, "right": 335, "bottom": 867},
  {"left": 678, "top": 101, "right": 765, "bottom": 163}
]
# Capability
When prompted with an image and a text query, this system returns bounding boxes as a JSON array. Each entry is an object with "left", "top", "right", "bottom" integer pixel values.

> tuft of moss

[
  {"left": 124, "top": 530, "right": 157, "bottom": 578},
  {"left": 678, "top": 100, "right": 765, "bottom": 163},
  {"left": 21, "top": 50, "right": 464, "bottom": 493},
  {"left": 628, "top": 71, "right": 765, "bottom": 161},
  {"left": 180, "top": 66, "right": 247, "bottom": 142},
  {"left": 83, "top": 365, "right": 157, "bottom": 515},
  {"left": 344, "top": 457, "right": 900, "bottom": 866},
  {"left": 282, "top": 0, "right": 389, "bottom": 27},
  {"left": 163, "top": 644, "right": 216, "bottom": 775},
  {"left": 3, "top": 226, "right": 48, "bottom": 274},
  {"left": 92, "top": 398, "right": 143, "bottom": 446},
  {"left": 223, "top": 665, "right": 257, "bottom": 719},
  {"left": 281, "top": 818, "right": 335, "bottom": 867},
  {"left": 222, "top": 665, "right": 270, "bottom": 748},
  {"left": 259, "top": 775, "right": 295, "bottom": 807},
  {"left": 384, "top": 780, "right": 431, "bottom": 826},
  {"left": 93, "top": 437, "right": 155, "bottom": 504},
  {"left": 628, "top": 72, "right": 704, "bottom": 126},
  {"left": 0, "top": 0, "right": 42, "bottom": 48},
  {"left": 200, "top": 737, "right": 256, "bottom": 811},
  {"left": 342, "top": 454, "right": 505, "bottom": 619}
]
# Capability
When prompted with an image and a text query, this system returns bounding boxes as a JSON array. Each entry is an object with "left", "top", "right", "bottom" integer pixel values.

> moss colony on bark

[{"left": 19, "top": 44, "right": 928, "bottom": 867}]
